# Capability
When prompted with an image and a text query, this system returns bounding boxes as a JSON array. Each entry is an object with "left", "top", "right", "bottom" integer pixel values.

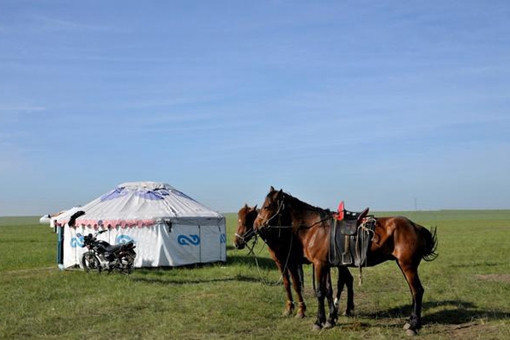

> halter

[
  {"left": 260, "top": 193, "right": 332, "bottom": 233},
  {"left": 234, "top": 227, "right": 256, "bottom": 245},
  {"left": 234, "top": 208, "right": 260, "bottom": 249},
  {"left": 260, "top": 196, "right": 286, "bottom": 227}
]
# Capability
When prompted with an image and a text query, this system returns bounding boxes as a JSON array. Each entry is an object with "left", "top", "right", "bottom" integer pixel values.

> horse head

[
  {"left": 233, "top": 204, "right": 258, "bottom": 249},
  {"left": 257, "top": 186, "right": 293, "bottom": 230}
]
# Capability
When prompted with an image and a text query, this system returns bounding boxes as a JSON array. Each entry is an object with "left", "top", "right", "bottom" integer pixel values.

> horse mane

[{"left": 283, "top": 191, "right": 331, "bottom": 215}]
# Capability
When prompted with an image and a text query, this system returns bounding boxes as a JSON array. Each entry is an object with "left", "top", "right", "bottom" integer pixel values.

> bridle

[
  {"left": 259, "top": 192, "right": 333, "bottom": 231},
  {"left": 259, "top": 194, "right": 291, "bottom": 230},
  {"left": 234, "top": 209, "right": 260, "bottom": 251},
  {"left": 234, "top": 226, "right": 257, "bottom": 246},
  {"left": 248, "top": 195, "right": 298, "bottom": 287}
]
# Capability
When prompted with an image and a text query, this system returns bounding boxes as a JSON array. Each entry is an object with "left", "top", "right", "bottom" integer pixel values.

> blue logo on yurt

[
  {"left": 71, "top": 234, "right": 85, "bottom": 248},
  {"left": 220, "top": 233, "right": 226, "bottom": 244},
  {"left": 177, "top": 234, "right": 200, "bottom": 246}
]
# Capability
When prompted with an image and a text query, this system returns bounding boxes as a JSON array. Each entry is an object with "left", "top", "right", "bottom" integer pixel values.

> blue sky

[{"left": 1, "top": 1, "right": 509, "bottom": 216}]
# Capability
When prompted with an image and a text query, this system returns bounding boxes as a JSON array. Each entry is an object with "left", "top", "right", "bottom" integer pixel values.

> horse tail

[{"left": 421, "top": 226, "right": 438, "bottom": 262}]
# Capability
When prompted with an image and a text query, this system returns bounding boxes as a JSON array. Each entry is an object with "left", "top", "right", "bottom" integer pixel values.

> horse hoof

[
  {"left": 344, "top": 310, "right": 354, "bottom": 317},
  {"left": 406, "top": 329, "right": 417, "bottom": 336},
  {"left": 312, "top": 324, "right": 322, "bottom": 331},
  {"left": 282, "top": 310, "right": 292, "bottom": 317},
  {"left": 323, "top": 321, "right": 335, "bottom": 329},
  {"left": 295, "top": 312, "right": 305, "bottom": 319}
]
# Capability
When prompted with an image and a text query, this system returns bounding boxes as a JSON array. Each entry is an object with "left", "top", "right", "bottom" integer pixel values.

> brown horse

[
  {"left": 256, "top": 187, "right": 438, "bottom": 335},
  {"left": 233, "top": 204, "right": 355, "bottom": 319},
  {"left": 233, "top": 204, "right": 307, "bottom": 317}
]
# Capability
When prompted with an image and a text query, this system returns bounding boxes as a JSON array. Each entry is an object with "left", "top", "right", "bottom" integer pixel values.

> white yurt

[
  {"left": 39, "top": 214, "right": 51, "bottom": 225},
  {"left": 56, "top": 182, "right": 226, "bottom": 269}
]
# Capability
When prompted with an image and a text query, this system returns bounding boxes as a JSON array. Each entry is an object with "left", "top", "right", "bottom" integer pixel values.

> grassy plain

[{"left": 0, "top": 210, "right": 509, "bottom": 339}]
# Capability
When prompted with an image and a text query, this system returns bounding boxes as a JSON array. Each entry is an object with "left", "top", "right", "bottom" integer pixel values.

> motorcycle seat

[
  {"left": 106, "top": 241, "right": 135, "bottom": 253},
  {"left": 105, "top": 244, "right": 122, "bottom": 253}
]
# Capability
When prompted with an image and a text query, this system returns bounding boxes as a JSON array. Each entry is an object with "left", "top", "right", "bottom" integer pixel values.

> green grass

[
  {"left": 0, "top": 211, "right": 509, "bottom": 339},
  {"left": 0, "top": 216, "right": 40, "bottom": 226}
]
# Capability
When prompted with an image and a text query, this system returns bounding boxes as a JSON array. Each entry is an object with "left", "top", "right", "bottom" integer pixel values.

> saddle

[{"left": 329, "top": 201, "right": 376, "bottom": 267}]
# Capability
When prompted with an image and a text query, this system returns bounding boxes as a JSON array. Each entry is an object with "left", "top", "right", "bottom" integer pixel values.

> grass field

[{"left": 0, "top": 211, "right": 509, "bottom": 339}]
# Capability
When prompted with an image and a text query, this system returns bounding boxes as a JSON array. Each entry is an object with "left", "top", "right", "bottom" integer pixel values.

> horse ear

[
  {"left": 253, "top": 204, "right": 258, "bottom": 210},
  {"left": 244, "top": 203, "right": 249, "bottom": 208},
  {"left": 270, "top": 186, "right": 275, "bottom": 192}
]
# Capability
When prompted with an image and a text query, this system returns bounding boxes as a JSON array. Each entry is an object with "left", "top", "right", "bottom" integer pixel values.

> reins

[
  {"left": 294, "top": 215, "right": 333, "bottom": 231},
  {"left": 239, "top": 199, "right": 301, "bottom": 286},
  {"left": 264, "top": 198, "right": 286, "bottom": 225},
  {"left": 259, "top": 194, "right": 332, "bottom": 233},
  {"left": 249, "top": 193, "right": 335, "bottom": 292},
  {"left": 245, "top": 230, "right": 296, "bottom": 287},
  {"left": 234, "top": 227, "right": 256, "bottom": 247}
]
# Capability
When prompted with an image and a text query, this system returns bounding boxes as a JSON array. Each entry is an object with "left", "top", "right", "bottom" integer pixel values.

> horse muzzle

[
  {"left": 234, "top": 229, "right": 256, "bottom": 249},
  {"left": 233, "top": 241, "right": 246, "bottom": 250}
]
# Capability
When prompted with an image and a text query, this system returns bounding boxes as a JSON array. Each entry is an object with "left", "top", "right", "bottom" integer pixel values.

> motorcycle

[{"left": 80, "top": 230, "right": 136, "bottom": 274}]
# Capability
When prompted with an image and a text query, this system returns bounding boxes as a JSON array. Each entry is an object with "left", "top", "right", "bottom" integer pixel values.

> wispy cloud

[
  {"left": 29, "top": 14, "right": 121, "bottom": 33},
  {"left": 0, "top": 106, "right": 46, "bottom": 113},
  {"left": 1, "top": 1, "right": 509, "bottom": 214}
]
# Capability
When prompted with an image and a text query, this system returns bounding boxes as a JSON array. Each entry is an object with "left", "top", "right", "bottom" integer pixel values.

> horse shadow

[
  {"left": 130, "top": 255, "right": 277, "bottom": 286},
  {"left": 352, "top": 300, "right": 509, "bottom": 328},
  {"left": 130, "top": 272, "right": 261, "bottom": 286},
  {"left": 226, "top": 254, "right": 277, "bottom": 270}
]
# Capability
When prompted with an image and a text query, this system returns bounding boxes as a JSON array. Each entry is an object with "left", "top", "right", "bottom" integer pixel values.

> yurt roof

[{"left": 56, "top": 181, "right": 223, "bottom": 228}]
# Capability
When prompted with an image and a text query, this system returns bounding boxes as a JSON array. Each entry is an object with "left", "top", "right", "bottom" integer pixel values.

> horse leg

[
  {"left": 335, "top": 266, "right": 355, "bottom": 316},
  {"left": 312, "top": 263, "right": 328, "bottom": 331},
  {"left": 324, "top": 269, "right": 338, "bottom": 329},
  {"left": 398, "top": 261, "right": 424, "bottom": 335},
  {"left": 281, "top": 268, "right": 295, "bottom": 317},
  {"left": 289, "top": 264, "right": 306, "bottom": 318},
  {"left": 273, "top": 257, "right": 295, "bottom": 317}
]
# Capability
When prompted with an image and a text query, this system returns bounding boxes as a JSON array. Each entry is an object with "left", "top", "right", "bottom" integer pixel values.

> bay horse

[
  {"left": 233, "top": 204, "right": 355, "bottom": 319},
  {"left": 256, "top": 187, "right": 438, "bottom": 335}
]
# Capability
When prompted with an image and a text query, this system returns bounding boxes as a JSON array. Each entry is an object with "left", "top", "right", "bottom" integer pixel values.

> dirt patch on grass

[
  {"left": 475, "top": 274, "right": 510, "bottom": 284},
  {"left": 446, "top": 322, "right": 501, "bottom": 339}
]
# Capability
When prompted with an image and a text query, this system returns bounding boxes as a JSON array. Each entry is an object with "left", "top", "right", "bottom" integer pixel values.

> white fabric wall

[{"left": 62, "top": 218, "right": 226, "bottom": 268}]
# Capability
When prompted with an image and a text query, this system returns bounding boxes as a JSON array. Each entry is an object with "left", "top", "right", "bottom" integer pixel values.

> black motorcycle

[{"left": 80, "top": 230, "right": 136, "bottom": 274}]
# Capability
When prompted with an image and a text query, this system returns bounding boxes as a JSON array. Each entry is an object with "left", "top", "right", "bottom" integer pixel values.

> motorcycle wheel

[
  {"left": 120, "top": 254, "right": 135, "bottom": 274},
  {"left": 82, "top": 252, "right": 101, "bottom": 273}
]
